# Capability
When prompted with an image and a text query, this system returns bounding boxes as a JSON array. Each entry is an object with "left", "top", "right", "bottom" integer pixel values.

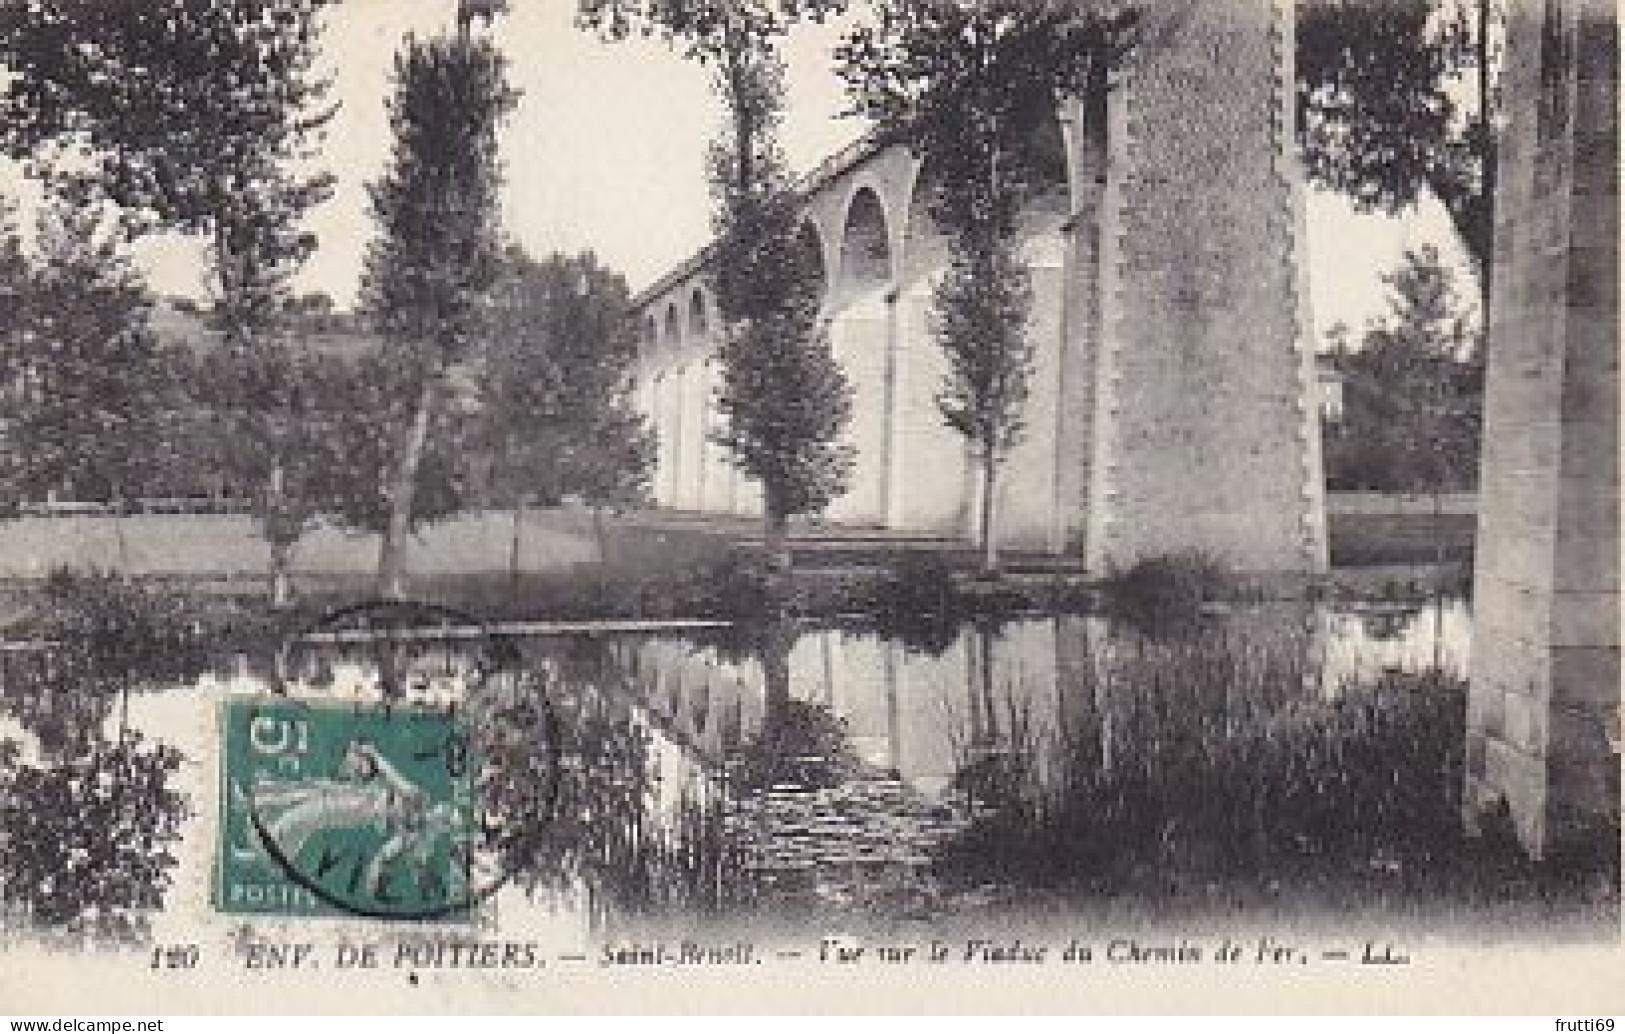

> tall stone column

[
  {"left": 665, "top": 365, "right": 686, "bottom": 509},
  {"left": 892, "top": 284, "right": 971, "bottom": 533},
  {"left": 998, "top": 228, "right": 1068, "bottom": 552},
  {"left": 653, "top": 370, "right": 674, "bottom": 508},
  {"left": 827, "top": 295, "right": 894, "bottom": 524},
  {"left": 1085, "top": 0, "right": 1326, "bottom": 575},
  {"left": 1465, "top": 0, "right": 1619, "bottom": 857},
  {"left": 1056, "top": 93, "right": 1110, "bottom": 559}
]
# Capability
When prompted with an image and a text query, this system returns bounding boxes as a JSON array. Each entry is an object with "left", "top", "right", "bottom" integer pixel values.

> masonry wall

[
  {"left": 1087, "top": 0, "right": 1326, "bottom": 575},
  {"left": 1465, "top": 0, "right": 1620, "bottom": 856}
]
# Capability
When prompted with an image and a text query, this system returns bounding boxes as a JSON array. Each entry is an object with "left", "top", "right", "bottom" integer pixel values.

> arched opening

[
  {"left": 837, "top": 186, "right": 893, "bottom": 300},
  {"left": 689, "top": 287, "right": 709, "bottom": 337},
  {"left": 901, "top": 102, "right": 1071, "bottom": 245},
  {"left": 644, "top": 314, "right": 658, "bottom": 346},
  {"left": 1025, "top": 104, "right": 1071, "bottom": 223},
  {"left": 663, "top": 300, "right": 682, "bottom": 345},
  {"left": 796, "top": 220, "right": 829, "bottom": 307}
]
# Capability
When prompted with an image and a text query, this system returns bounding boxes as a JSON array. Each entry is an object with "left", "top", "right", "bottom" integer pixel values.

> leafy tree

[
  {"left": 361, "top": 26, "right": 518, "bottom": 599},
  {"left": 577, "top": 0, "right": 848, "bottom": 64},
  {"left": 838, "top": 0, "right": 1139, "bottom": 574},
  {"left": 482, "top": 248, "right": 654, "bottom": 580},
  {"left": 929, "top": 239, "right": 1033, "bottom": 572},
  {"left": 708, "top": 53, "right": 853, "bottom": 578},
  {"left": 0, "top": 0, "right": 340, "bottom": 597},
  {"left": 0, "top": 203, "right": 181, "bottom": 526},
  {"left": 0, "top": 0, "right": 337, "bottom": 242},
  {"left": 1298, "top": 0, "right": 1496, "bottom": 303},
  {"left": 579, "top": 0, "right": 855, "bottom": 583},
  {"left": 189, "top": 344, "right": 366, "bottom": 604},
  {"left": 0, "top": 732, "right": 186, "bottom": 941},
  {"left": 319, "top": 349, "right": 477, "bottom": 541},
  {"left": 0, "top": 196, "right": 25, "bottom": 327},
  {"left": 1323, "top": 245, "right": 1482, "bottom": 494},
  {"left": 0, "top": 196, "right": 33, "bottom": 512}
]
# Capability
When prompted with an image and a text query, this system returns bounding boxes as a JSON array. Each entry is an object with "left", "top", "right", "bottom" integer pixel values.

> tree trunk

[
  {"left": 591, "top": 503, "right": 611, "bottom": 594},
  {"left": 114, "top": 505, "right": 132, "bottom": 581},
  {"left": 377, "top": 378, "right": 436, "bottom": 600},
  {"left": 759, "top": 615, "right": 794, "bottom": 750},
  {"left": 1476, "top": 0, "right": 1493, "bottom": 313},
  {"left": 508, "top": 497, "right": 524, "bottom": 592},
  {"left": 267, "top": 459, "right": 294, "bottom": 607},
  {"left": 979, "top": 452, "right": 999, "bottom": 577},
  {"left": 761, "top": 490, "right": 794, "bottom": 618},
  {"left": 1431, "top": 482, "right": 1445, "bottom": 671},
  {"left": 270, "top": 537, "right": 294, "bottom": 609}
]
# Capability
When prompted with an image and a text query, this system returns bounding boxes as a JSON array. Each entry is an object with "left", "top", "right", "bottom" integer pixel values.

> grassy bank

[{"left": 931, "top": 649, "right": 1619, "bottom": 922}]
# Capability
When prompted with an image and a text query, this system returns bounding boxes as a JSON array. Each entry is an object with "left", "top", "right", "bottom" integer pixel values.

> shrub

[
  {"left": 1100, "top": 552, "right": 1242, "bottom": 634},
  {"left": 935, "top": 646, "right": 1473, "bottom": 896},
  {"left": 730, "top": 700, "right": 862, "bottom": 791},
  {"left": 865, "top": 550, "right": 966, "bottom": 656},
  {"left": 0, "top": 732, "right": 186, "bottom": 941}
]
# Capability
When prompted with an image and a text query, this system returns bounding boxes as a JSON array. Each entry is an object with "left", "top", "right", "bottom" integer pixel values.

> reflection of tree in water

[
  {"left": 0, "top": 733, "right": 186, "bottom": 941},
  {"left": 731, "top": 699, "right": 861, "bottom": 792},
  {"left": 0, "top": 573, "right": 204, "bottom": 941},
  {"left": 729, "top": 617, "right": 861, "bottom": 791},
  {"left": 934, "top": 619, "right": 1495, "bottom": 896},
  {"left": 1360, "top": 606, "right": 1422, "bottom": 643},
  {"left": 474, "top": 642, "right": 744, "bottom": 922},
  {"left": 0, "top": 571, "right": 244, "bottom": 755}
]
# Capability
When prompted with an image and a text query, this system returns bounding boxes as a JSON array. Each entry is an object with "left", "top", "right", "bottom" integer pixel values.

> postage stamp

[{"left": 216, "top": 697, "right": 476, "bottom": 920}]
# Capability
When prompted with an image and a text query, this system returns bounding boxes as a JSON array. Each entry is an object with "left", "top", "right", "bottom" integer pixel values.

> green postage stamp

[{"left": 215, "top": 698, "right": 475, "bottom": 920}]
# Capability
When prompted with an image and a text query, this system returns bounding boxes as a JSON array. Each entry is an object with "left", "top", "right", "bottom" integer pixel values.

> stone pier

[
  {"left": 1466, "top": 0, "right": 1620, "bottom": 857},
  {"left": 1082, "top": 0, "right": 1327, "bottom": 574}
]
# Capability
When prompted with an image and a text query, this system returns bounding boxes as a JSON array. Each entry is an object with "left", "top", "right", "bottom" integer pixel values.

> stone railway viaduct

[
  {"left": 630, "top": 0, "right": 1328, "bottom": 577},
  {"left": 625, "top": 0, "right": 1618, "bottom": 857}
]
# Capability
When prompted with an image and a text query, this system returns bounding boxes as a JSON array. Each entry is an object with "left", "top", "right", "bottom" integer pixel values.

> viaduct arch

[{"left": 633, "top": 0, "right": 1328, "bottom": 576}]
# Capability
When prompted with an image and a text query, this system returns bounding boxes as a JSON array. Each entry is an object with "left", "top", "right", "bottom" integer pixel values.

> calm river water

[{"left": 0, "top": 600, "right": 1470, "bottom": 952}]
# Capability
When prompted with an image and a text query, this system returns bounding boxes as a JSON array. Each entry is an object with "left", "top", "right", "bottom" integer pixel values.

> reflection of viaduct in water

[
  {"left": 630, "top": 1, "right": 1327, "bottom": 575},
  {"left": 609, "top": 610, "right": 1331, "bottom": 798}
]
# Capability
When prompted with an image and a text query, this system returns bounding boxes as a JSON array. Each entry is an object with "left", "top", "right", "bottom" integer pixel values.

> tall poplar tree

[
  {"left": 577, "top": 0, "right": 854, "bottom": 578},
  {"left": 839, "top": 0, "right": 1138, "bottom": 574},
  {"left": 361, "top": 24, "right": 518, "bottom": 599}
]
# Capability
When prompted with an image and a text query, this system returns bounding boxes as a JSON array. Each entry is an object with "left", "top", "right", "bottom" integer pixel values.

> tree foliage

[
  {"left": 706, "top": 52, "right": 853, "bottom": 534},
  {"left": 0, "top": 732, "right": 186, "bottom": 940},
  {"left": 0, "top": 574, "right": 202, "bottom": 938},
  {"left": 838, "top": 0, "right": 1138, "bottom": 569},
  {"left": 576, "top": 0, "right": 848, "bottom": 64},
  {"left": 839, "top": 0, "right": 1138, "bottom": 240},
  {"left": 931, "top": 239, "right": 1033, "bottom": 462},
  {"left": 482, "top": 249, "right": 653, "bottom": 510},
  {"left": 363, "top": 33, "right": 517, "bottom": 374},
  {"left": 361, "top": 29, "right": 518, "bottom": 596},
  {"left": 0, "top": 0, "right": 338, "bottom": 330},
  {"left": 578, "top": 1, "right": 855, "bottom": 567},
  {"left": 0, "top": 202, "right": 184, "bottom": 510},
  {"left": 1297, "top": 0, "right": 1496, "bottom": 285},
  {"left": 1323, "top": 245, "right": 1483, "bottom": 492},
  {"left": 0, "top": 0, "right": 341, "bottom": 602}
]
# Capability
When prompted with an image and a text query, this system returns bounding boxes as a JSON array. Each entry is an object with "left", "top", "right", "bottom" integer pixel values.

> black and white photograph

[{"left": 0, "top": 0, "right": 1617, "bottom": 1016}]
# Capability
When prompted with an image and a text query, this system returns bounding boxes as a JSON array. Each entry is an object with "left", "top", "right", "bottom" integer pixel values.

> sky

[{"left": 0, "top": 0, "right": 1475, "bottom": 344}]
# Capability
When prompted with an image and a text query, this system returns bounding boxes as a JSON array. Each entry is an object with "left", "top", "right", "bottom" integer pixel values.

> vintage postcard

[{"left": 0, "top": 0, "right": 1618, "bottom": 1015}]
